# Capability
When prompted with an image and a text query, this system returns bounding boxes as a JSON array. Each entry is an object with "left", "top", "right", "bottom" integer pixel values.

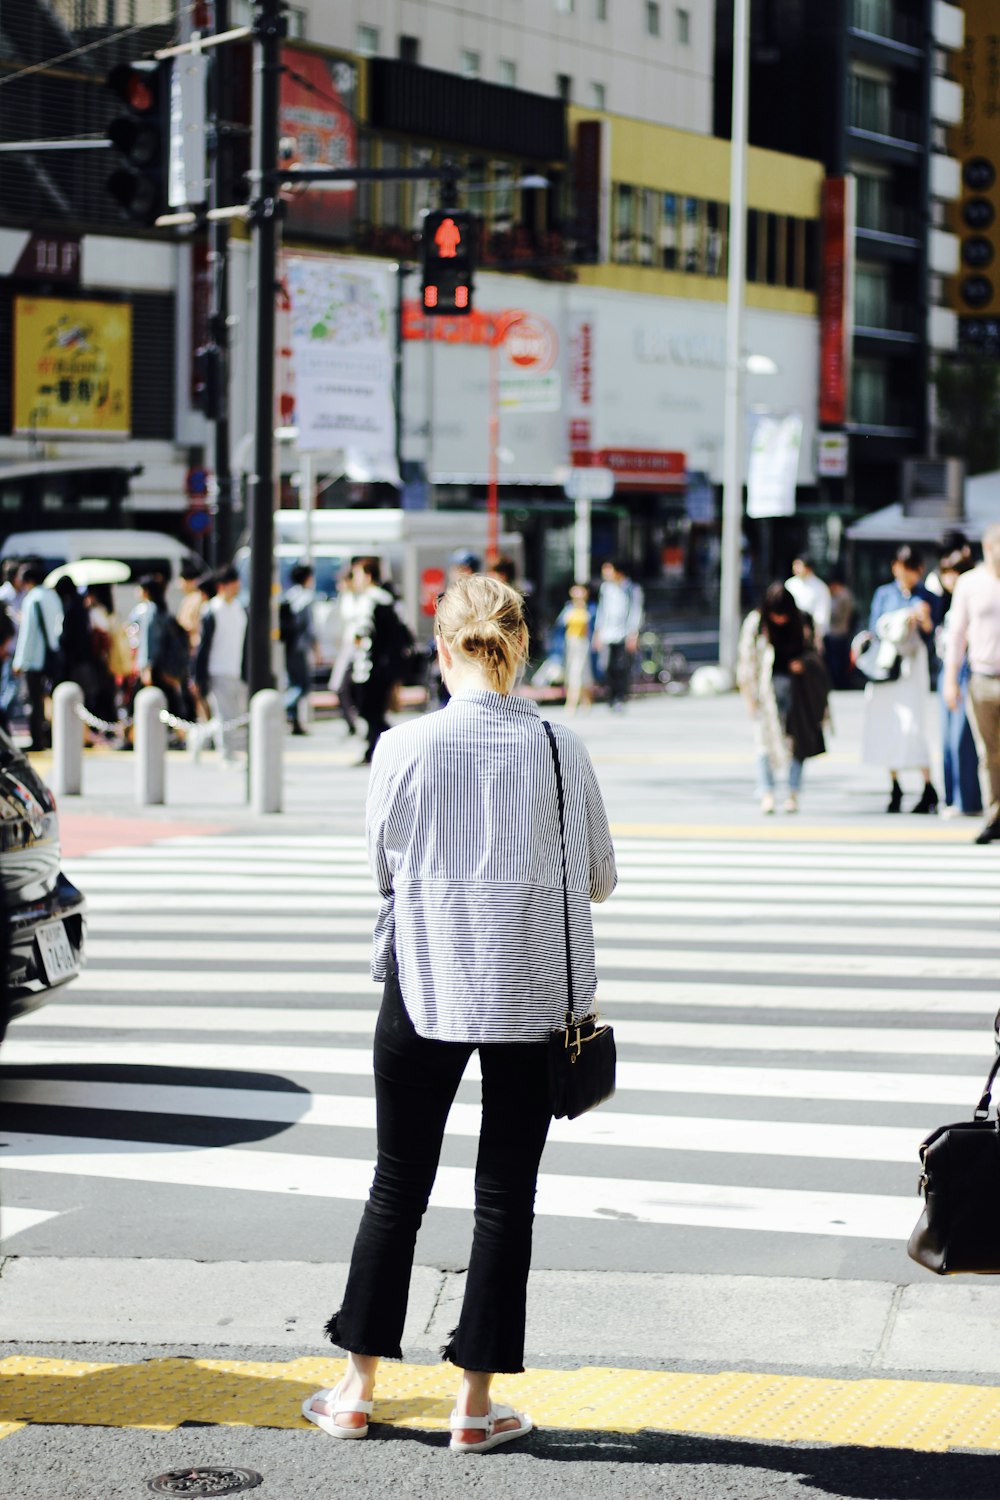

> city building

[
  {"left": 714, "top": 0, "right": 965, "bottom": 519},
  {"left": 0, "top": 0, "right": 826, "bottom": 628}
]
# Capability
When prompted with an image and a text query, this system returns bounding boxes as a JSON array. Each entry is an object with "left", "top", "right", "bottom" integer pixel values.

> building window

[
  {"left": 356, "top": 23, "right": 380, "bottom": 55},
  {"left": 850, "top": 70, "right": 891, "bottom": 135},
  {"left": 596, "top": 0, "right": 607, "bottom": 17},
  {"left": 682, "top": 196, "right": 703, "bottom": 272},
  {"left": 556, "top": 72, "right": 572, "bottom": 101},
  {"left": 356, "top": 23, "right": 379, "bottom": 55},
  {"left": 706, "top": 200, "right": 727, "bottom": 275},
  {"left": 851, "top": 361, "right": 889, "bottom": 425},
  {"left": 646, "top": 1, "right": 661, "bottom": 36},
  {"left": 498, "top": 58, "right": 517, "bottom": 86},
  {"left": 461, "top": 49, "right": 481, "bottom": 79},
  {"left": 660, "top": 192, "right": 678, "bottom": 268},
  {"left": 855, "top": 170, "right": 890, "bottom": 233},
  {"left": 676, "top": 7, "right": 690, "bottom": 43},
  {"left": 613, "top": 184, "right": 636, "bottom": 262},
  {"left": 638, "top": 189, "right": 657, "bottom": 263},
  {"left": 556, "top": 0, "right": 575, "bottom": 11},
  {"left": 398, "top": 34, "right": 419, "bottom": 63},
  {"left": 856, "top": 263, "right": 890, "bottom": 328},
  {"left": 589, "top": 81, "right": 606, "bottom": 108}
]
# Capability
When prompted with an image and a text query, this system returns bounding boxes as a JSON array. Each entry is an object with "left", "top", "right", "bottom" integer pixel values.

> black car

[{"left": 0, "top": 728, "right": 86, "bottom": 1045}]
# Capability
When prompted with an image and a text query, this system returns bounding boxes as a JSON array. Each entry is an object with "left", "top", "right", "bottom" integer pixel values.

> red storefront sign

[
  {"left": 594, "top": 448, "right": 686, "bottom": 489},
  {"left": 819, "top": 177, "right": 854, "bottom": 427}
]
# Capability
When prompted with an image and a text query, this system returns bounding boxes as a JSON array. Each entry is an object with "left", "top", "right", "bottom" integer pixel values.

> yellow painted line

[
  {"left": 610, "top": 822, "right": 980, "bottom": 842},
  {"left": 3, "top": 1357, "right": 1000, "bottom": 1452}
]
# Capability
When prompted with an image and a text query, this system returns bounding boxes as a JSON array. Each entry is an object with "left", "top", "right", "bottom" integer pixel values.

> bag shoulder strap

[
  {"left": 542, "top": 720, "right": 575, "bottom": 1025},
  {"left": 36, "top": 594, "right": 50, "bottom": 654}
]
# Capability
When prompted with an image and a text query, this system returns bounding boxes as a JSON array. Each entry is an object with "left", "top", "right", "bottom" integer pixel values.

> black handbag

[
  {"left": 908, "top": 1030, "right": 1000, "bottom": 1275},
  {"left": 541, "top": 721, "right": 616, "bottom": 1121}
]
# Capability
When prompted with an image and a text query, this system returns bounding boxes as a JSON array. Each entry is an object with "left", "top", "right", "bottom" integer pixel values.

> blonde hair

[{"left": 435, "top": 574, "right": 528, "bottom": 693}]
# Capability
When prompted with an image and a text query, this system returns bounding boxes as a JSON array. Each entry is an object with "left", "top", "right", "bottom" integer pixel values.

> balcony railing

[
  {"left": 849, "top": 0, "right": 924, "bottom": 50},
  {"left": 855, "top": 299, "right": 921, "bottom": 336},
  {"left": 849, "top": 394, "right": 919, "bottom": 429},
  {"left": 855, "top": 200, "right": 922, "bottom": 239},
  {"left": 850, "top": 99, "right": 922, "bottom": 145}
]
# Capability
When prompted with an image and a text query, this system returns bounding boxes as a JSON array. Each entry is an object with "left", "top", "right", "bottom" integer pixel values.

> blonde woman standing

[{"left": 303, "top": 575, "right": 617, "bottom": 1452}]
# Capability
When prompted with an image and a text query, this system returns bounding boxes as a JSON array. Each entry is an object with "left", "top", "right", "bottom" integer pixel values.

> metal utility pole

[
  {"left": 208, "top": 0, "right": 234, "bottom": 566},
  {"left": 246, "top": 0, "right": 285, "bottom": 696},
  {"left": 718, "top": 0, "right": 750, "bottom": 686}
]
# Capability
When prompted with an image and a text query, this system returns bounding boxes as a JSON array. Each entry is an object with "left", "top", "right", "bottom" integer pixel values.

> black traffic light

[
  {"left": 421, "top": 209, "right": 475, "bottom": 315},
  {"left": 105, "top": 59, "right": 170, "bottom": 225},
  {"left": 192, "top": 343, "right": 221, "bottom": 420},
  {"left": 959, "top": 156, "right": 997, "bottom": 315}
]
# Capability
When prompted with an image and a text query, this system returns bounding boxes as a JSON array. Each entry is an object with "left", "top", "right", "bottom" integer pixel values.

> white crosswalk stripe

[{"left": 2, "top": 831, "right": 999, "bottom": 1267}]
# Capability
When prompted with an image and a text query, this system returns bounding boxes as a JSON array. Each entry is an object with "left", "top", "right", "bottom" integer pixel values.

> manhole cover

[{"left": 147, "top": 1469, "right": 263, "bottom": 1496}]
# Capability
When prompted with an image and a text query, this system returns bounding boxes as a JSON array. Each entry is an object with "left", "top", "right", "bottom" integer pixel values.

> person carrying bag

[{"left": 303, "top": 574, "right": 617, "bottom": 1452}]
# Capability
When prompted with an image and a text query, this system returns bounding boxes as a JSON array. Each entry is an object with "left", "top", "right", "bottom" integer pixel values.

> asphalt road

[{"left": 3, "top": 689, "right": 1000, "bottom": 1498}]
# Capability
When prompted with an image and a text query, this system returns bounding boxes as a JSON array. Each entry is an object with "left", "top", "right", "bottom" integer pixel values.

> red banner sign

[
  {"left": 819, "top": 178, "right": 854, "bottom": 427},
  {"left": 594, "top": 448, "right": 686, "bottom": 489}
]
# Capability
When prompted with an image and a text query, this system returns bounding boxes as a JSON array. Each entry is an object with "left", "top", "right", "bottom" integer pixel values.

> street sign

[
  {"left": 563, "top": 466, "right": 615, "bottom": 501},
  {"left": 168, "top": 51, "right": 207, "bottom": 208},
  {"left": 817, "top": 431, "right": 849, "bottom": 478}
]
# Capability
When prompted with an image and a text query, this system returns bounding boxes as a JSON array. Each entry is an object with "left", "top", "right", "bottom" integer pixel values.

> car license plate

[{"left": 37, "top": 921, "right": 78, "bottom": 984}]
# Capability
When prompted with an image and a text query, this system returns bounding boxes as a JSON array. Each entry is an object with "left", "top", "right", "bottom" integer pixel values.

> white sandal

[
  {"left": 301, "top": 1382, "right": 373, "bottom": 1440},
  {"left": 449, "top": 1402, "right": 532, "bottom": 1453}
]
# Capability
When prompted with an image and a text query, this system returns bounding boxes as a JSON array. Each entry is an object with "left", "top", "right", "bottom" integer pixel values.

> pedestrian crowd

[
  {"left": 0, "top": 555, "right": 253, "bottom": 763},
  {"left": 733, "top": 529, "right": 1000, "bottom": 842}
]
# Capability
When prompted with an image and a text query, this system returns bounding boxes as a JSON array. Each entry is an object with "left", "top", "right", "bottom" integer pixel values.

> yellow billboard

[{"left": 14, "top": 296, "right": 132, "bottom": 437}]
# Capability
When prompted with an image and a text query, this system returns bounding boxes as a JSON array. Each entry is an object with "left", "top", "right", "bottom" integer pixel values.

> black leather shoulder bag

[
  {"left": 541, "top": 720, "right": 616, "bottom": 1120},
  {"left": 908, "top": 1030, "right": 1000, "bottom": 1275}
]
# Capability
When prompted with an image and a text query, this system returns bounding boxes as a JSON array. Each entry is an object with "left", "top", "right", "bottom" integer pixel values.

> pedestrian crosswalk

[{"left": 2, "top": 832, "right": 999, "bottom": 1276}]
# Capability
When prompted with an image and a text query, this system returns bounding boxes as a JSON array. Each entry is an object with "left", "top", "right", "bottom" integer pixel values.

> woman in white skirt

[{"left": 861, "top": 545, "right": 940, "bottom": 813}]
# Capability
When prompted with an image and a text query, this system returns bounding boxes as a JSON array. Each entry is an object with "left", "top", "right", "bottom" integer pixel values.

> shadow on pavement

[
  {"left": 528, "top": 1427, "right": 1000, "bottom": 1497},
  {"left": 0, "top": 1064, "right": 311, "bottom": 1147}
]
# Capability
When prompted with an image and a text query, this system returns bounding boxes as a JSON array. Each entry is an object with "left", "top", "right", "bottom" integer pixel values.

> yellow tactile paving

[
  {"left": 3, "top": 1357, "right": 1000, "bottom": 1453},
  {"left": 610, "top": 821, "right": 980, "bottom": 841}
]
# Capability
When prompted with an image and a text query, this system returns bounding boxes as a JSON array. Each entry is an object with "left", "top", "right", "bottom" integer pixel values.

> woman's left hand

[{"left": 789, "top": 658, "right": 805, "bottom": 675}]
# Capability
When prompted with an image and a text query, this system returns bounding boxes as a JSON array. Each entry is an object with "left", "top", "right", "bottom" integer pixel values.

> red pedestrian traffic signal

[
  {"left": 422, "top": 209, "right": 475, "bottom": 316},
  {"left": 105, "top": 59, "right": 170, "bottom": 225}
]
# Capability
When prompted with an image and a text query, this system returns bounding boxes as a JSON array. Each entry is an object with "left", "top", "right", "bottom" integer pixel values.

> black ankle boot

[
  {"left": 887, "top": 780, "right": 903, "bottom": 813},
  {"left": 911, "top": 783, "right": 939, "bottom": 815}
]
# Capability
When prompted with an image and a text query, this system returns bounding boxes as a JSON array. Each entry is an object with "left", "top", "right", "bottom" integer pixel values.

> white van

[{"left": 1, "top": 529, "right": 202, "bottom": 612}]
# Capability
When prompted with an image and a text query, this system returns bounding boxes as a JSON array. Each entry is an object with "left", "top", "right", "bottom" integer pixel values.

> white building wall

[
  {"left": 298, "top": 0, "right": 715, "bottom": 132},
  {"left": 401, "top": 269, "right": 818, "bottom": 488}
]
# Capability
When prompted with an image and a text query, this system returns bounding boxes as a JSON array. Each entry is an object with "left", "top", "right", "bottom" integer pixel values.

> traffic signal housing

[
  {"left": 421, "top": 209, "right": 475, "bottom": 315},
  {"left": 192, "top": 343, "right": 221, "bottom": 420},
  {"left": 105, "top": 60, "right": 170, "bottom": 225},
  {"left": 958, "top": 156, "right": 997, "bottom": 316}
]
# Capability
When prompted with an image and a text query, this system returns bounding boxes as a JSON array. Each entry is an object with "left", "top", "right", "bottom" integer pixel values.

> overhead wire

[{"left": 0, "top": 2, "right": 197, "bottom": 89}]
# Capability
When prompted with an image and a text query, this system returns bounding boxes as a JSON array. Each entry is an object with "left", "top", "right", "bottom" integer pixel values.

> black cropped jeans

[{"left": 326, "top": 967, "right": 552, "bottom": 1373}]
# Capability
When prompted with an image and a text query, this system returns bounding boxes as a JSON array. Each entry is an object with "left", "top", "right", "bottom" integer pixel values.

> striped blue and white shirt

[{"left": 366, "top": 687, "right": 617, "bottom": 1043}]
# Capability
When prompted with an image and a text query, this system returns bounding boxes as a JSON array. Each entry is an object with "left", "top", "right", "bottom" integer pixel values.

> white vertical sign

[
  {"left": 747, "top": 411, "right": 803, "bottom": 519},
  {"left": 286, "top": 257, "right": 399, "bottom": 483},
  {"left": 168, "top": 54, "right": 207, "bottom": 208}
]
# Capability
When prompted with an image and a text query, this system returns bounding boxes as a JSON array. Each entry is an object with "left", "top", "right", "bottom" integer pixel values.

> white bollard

[
  {"left": 51, "top": 680, "right": 84, "bottom": 796},
  {"left": 134, "top": 685, "right": 167, "bottom": 806},
  {"left": 250, "top": 688, "right": 283, "bottom": 814}
]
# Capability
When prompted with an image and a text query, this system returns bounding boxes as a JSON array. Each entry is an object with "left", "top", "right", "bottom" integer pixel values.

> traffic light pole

[
  {"left": 246, "top": 0, "right": 285, "bottom": 697},
  {"left": 208, "top": 0, "right": 233, "bottom": 567}
]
